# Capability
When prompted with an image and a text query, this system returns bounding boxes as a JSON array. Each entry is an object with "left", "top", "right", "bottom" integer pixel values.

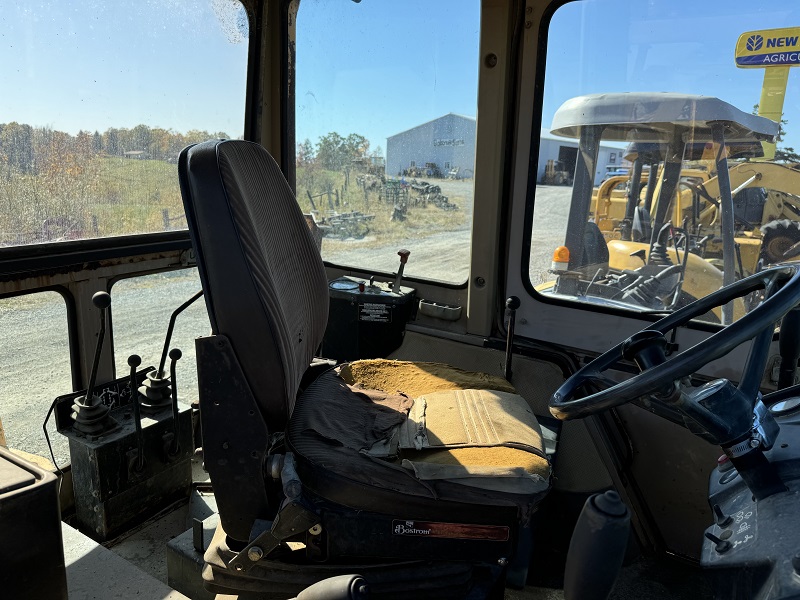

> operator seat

[{"left": 178, "top": 140, "right": 551, "bottom": 597}]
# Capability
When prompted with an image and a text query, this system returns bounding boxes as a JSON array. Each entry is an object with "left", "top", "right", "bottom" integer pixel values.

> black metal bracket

[
  {"left": 196, "top": 334, "right": 272, "bottom": 543},
  {"left": 228, "top": 500, "right": 320, "bottom": 574}
]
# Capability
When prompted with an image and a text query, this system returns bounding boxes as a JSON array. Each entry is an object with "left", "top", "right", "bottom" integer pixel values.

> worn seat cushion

[{"left": 288, "top": 360, "right": 551, "bottom": 511}]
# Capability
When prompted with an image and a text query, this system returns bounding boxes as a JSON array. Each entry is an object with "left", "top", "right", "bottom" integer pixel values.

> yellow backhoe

[
  {"left": 592, "top": 155, "right": 800, "bottom": 275},
  {"left": 537, "top": 92, "right": 781, "bottom": 324}
]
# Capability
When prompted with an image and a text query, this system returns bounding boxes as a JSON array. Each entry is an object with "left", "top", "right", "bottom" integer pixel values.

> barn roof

[{"left": 388, "top": 113, "right": 476, "bottom": 140}]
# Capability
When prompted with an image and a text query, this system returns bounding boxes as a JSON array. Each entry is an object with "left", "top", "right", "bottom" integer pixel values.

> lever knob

[
  {"left": 705, "top": 532, "right": 732, "bottom": 554},
  {"left": 92, "top": 291, "right": 111, "bottom": 309},
  {"left": 713, "top": 504, "right": 733, "bottom": 528}
]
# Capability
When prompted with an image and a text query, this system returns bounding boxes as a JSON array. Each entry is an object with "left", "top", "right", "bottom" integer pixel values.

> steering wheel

[{"left": 550, "top": 265, "right": 800, "bottom": 421}]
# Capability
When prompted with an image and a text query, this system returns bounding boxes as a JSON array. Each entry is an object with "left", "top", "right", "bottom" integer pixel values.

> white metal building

[
  {"left": 537, "top": 128, "right": 628, "bottom": 185},
  {"left": 386, "top": 114, "right": 476, "bottom": 178}
]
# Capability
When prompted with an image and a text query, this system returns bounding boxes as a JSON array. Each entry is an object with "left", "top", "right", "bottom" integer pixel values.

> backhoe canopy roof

[{"left": 550, "top": 92, "right": 779, "bottom": 143}]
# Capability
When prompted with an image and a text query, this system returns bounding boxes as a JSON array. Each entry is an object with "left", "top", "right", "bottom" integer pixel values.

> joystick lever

[
  {"left": 168, "top": 349, "right": 182, "bottom": 455},
  {"left": 71, "top": 291, "right": 117, "bottom": 435},
  {"left": 86, "top": 291, "right": 111, "bottom": 404}
]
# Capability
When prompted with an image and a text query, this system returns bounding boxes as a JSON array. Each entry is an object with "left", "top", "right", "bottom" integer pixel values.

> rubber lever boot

[{"left": 564, "top": 490, "right": 631, "bottom": 600}]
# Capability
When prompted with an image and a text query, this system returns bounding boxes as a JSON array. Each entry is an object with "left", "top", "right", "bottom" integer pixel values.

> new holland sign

[{"left": 736, "top": 27, "right": 800, "bottom": 67}]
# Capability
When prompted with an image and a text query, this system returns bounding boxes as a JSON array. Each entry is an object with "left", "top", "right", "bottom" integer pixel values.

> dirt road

[{"left": 322, "top": 183, "right": 572, "bottom": 284}]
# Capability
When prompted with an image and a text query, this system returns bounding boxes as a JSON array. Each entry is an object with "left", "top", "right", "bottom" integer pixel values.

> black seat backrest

[{"left": 178, "top": 140, "right": 329, "bottom": 430}]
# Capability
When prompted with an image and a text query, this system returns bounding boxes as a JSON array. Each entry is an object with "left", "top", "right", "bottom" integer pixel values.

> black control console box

[
  {"left": 322, "top": 276, "right": 416, "bottom": 362},
  {"left": 54, "top": 368, "right": 193, "bottom": 541}
]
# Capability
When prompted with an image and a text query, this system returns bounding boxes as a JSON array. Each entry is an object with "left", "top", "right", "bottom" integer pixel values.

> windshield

[{"left": 530, "top": 0, "right": 800, "bottom": 323}]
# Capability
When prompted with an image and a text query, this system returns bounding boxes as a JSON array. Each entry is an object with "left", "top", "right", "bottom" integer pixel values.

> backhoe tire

[{"left": 759, "top": 219, "right": 800, "bottom": 265}]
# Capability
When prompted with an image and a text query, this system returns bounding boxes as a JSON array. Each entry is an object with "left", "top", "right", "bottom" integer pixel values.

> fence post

[{"left": 162, "top": 208, "right": 170, "bottom": 231}]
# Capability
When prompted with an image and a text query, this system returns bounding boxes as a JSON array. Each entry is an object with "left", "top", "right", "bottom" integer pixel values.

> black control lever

[
  {"left": 168, "top": 348, "right": 182, "bottom": 455},
  {"left": 128, "top": 354, "right": 145, "bottom": 472},
  {"left": 504, "top": 296, "right": 520, "bottom": 381},
  {"left": 86, "top": 291, "right": 111, "bottom": 404},
  {"left": 158, "top": 290, "right": 203, "bottom": 378},
  {"left": 71, "top": 291, "right": 117, "bottom": 435},
  {"left": 392, "top": 250, "right": 410, "bottom": 294},
  {"left": 139, "top": 290, "right": 203, "bottom": 411}
]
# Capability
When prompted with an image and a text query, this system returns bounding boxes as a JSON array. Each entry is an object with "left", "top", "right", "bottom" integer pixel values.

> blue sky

[
  {"left": 295, "top": 0, "right": 800, "bottom": 154},
  {"left": 2, "top": 0, "right": 800, "bottom": 153},
  {"left": 0, "top": 0, "right": 249, "bottom": 137},
  {"left": 294, "top": 0, "right": 480, "bottom": 154},
  {"left": 544, "top": 1, "right": 800, "bottom": 149}
]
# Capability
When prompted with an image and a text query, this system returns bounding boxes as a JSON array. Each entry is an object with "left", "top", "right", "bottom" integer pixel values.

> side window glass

[
  {"left": 531, "top": 1, "right": 800, "bottom": 323},
  {"left": 293, "top": 1, "right": 480, "bottom": 284},
  {"left": 0, "top": 1, "right": 248, "bottom": 246},
  {"left": 0, "top": 293, "right": 72, "bottom": 465}
]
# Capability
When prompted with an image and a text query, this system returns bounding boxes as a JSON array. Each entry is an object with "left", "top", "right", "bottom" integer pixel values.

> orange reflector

[
  {"left": 551, "top": 246, "right": 570, "bottom": 272},
  {"left": 552, "top": 246, "right": 570, "bottom": 263}
]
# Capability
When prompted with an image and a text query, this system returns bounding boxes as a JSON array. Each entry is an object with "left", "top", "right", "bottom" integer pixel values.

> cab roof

[{"left": 550, "top": 92, "right": 779, "bottom": 143}]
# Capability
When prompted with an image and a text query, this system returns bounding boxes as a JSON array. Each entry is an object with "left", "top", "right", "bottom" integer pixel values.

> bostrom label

[{"left": 391, "top": 520, "right": 510, "bottom": 541}]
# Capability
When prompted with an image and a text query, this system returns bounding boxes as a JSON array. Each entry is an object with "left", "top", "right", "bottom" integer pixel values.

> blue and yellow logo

[
  {"left": 746, "top": 35, "right": 763, "bottom": 51},
  {"left": 736, "top": 27, "right": 800, "bottom": 67}
]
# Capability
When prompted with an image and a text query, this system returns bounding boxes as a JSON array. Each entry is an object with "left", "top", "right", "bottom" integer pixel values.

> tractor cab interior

[
  {"left": 6, "top": 1, "right": 800, "bottom": 600},
  {"left": 178, "top": 139, "right": 551, "bottom": 596}
]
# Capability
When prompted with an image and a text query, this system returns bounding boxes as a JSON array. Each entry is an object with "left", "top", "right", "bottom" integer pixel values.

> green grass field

[{"left": 0, "top": 157, "right": 466, "bottom": 245}]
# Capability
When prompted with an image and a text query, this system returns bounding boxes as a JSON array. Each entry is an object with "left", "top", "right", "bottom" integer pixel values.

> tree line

[
  {"left": 297, "top": 132, "right": 381, "bottom": 171},
  {"left": 0, "top": 122, "right": 232, "bottom": 176}
]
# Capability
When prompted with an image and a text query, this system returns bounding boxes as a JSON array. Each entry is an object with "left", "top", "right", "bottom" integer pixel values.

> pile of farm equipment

[
  {"left": 382, "top": 178, "right": 458, "bottom": 221},
  {"left": 305, "top": 189, "right": 375, "bottom": 239},
  {"left": 409, "top": 180, "right": 457, "bottom": 210},
  {"left": 302, "top": 168, "right": 463, "bottom": 242}
]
